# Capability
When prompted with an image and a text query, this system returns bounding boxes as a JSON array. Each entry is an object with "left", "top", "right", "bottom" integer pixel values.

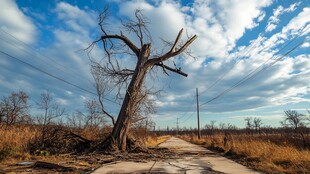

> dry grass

[
  {"left": 0, "top": 125, "right": 39, "bottom": 161},
  {"left": 0, "top": 125, "right": 105, "bottom": 162},
  {"left": 78, "top": 126, "right": 112, "bottom": 141},
  {"left": 145, "top": 135, "right": 170, "bottom": 148},
  {"left": 181, "top": 134, "right": 310, "bottom": 174},
  {"left": 0, "top": 124, "right": 169, "bottom": 160},
  {"left": 0, "top": 124, "right": 170, "bottom": 173}
]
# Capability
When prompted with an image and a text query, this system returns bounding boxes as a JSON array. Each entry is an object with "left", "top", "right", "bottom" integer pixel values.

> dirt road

[{"left": 93, "top": 137, "right": 261, "bottom": 174}]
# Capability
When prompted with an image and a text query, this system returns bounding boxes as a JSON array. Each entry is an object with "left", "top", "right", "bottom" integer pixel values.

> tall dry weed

[
  {"left": 0, "top": 125, "right": 39, "bottom": 160},
  {"left": 146, "top": 135, "right": 170, "bottom": 147}
]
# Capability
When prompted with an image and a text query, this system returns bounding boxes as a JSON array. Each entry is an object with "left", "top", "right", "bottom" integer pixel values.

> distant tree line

[
  {"left": 155, "top": 110, "right": 310, "bottom": 148},
  {"left": 0, "top": 90, "right": 154, "bottom": 131},
  {"left": 1, "top": 90, "right": 309, "bottom": 149}
]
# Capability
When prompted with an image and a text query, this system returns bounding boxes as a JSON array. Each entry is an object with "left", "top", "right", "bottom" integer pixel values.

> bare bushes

[
  {"left": 30, "top": 125, "right": 114, "bottom": 155},
  {"left": 0, "top": 124, "right": 113, "bottom": 161}
]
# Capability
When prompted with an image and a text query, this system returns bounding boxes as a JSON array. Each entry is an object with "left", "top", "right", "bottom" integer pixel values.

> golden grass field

[
  {"left": 1, "top": 124, "right": 309, "bottom": 174},
  {"left": 0, "top": 125, "right": 169, "bottom": 163},
  {"left": 0, "top": 125, "right": 171, "bottom": 174},
  {"left": 0, "top": 125, "right": 38, "bottom": 161},
  {"left": 181, "top": 134, "right": 310, "bottom": 174}
]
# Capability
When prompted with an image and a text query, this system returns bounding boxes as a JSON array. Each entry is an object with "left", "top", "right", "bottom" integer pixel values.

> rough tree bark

[{"left": 88, "top": 10, "right": 197, "bottom": 151}]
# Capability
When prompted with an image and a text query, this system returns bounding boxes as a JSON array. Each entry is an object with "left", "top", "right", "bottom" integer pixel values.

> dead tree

[
  {"left": 36, "top": 92, "right": 65, "bottom": 147},
  {"left": 283, "top": 110, "right": 308, "bottom": 148},
  {"left": 283, "top": 110, "right": 305, "bottom": 131},
  {"left": 245, "top": 117, "right": 253, "bottom": 135},
  {"left": 0, "top": 91, "right": 30, "bottom": 125},
  {"left": 88, "top": 10, "right": 197, "bottom": 151},
  {"left": 81, "top": 100, "right": 101, "bottom": 129},
  {"left": 253, "top": 117, "right": 263, "bottom": 134},
  {"left": 205, "top": 120, "right": 216, "bottom": 136}
]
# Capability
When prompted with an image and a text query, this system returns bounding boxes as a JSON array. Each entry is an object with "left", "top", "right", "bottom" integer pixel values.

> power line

[
  {"left": 239, "top": 36, "right": 309, "bottom": 85},
  {"left": 168, "top": 93, "right": 196, "bottom": 126},
  {"left": 202, "top": 38, "right": 308, "bottom": 106},
  {"left": 202, "top": 35, "right": 265, "bottom": 94},
  {"left": 199, "top": 12, "right": 304, "bottom": 96},
  {"left": 200, "top": 34, "right": 309, "bottom": 106},
  {"left": 200, "top": 25, "right": 268, "bottom": 93},
  {"left": 0, "top": 29, "right": 120, "bottom": 105},
  {"left": 0, "top": 28, "right": 93, "bottom": 85},
  {"left": 176, "top": 117, "right": 179, "bottom": 135},
  {"left": 0, "top": 49, "right": 119, "bottom": 105},
  {"left": 0, "top": 36, "right": 83, "bottom": 80},
  {"left": 180, "top": 112, "right": 195, "bottom": 124},
  {"left": 200, "top": 25, "right": 309, "bottom": 106},
  {"left": 177, "top": 98, "right": 196, "bottom": 120},
  {"left": 196, "top": 88, "right": 201, "bottom": 139}
]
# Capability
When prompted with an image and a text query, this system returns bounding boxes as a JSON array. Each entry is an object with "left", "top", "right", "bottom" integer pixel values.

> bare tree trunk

[{"left": 111, "top": 44, "right": 150, "bottom": 151}]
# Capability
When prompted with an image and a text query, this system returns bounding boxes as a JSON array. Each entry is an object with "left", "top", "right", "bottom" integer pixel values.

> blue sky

[{"left": 0, "top": 0, "right": 309, "bottom": 129}]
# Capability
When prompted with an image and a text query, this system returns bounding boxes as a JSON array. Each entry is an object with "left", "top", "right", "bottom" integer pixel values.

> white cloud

[
  {"left": 206, "top": 8, "right": 309, "bottom": 112},
  {"left": 15, "top": 1, "right": 308, "bottom": 116},
  {"left": 266, "top": 2, "right": 300, "bottom": 32},
  {"left": 0, "top": 77, "right": 34, "bottom": 94},
  {"left": 54, "top": 2, "right": 96, "bottom": 25},
  {"left": 226, "top": 114, "right": 284, "bottom": 121},
  {"left": 56, "top": 98, "right": 69, "bottom": 105},
  {"left": 0, "top": 0, "right": 36, "bottom": 44},
  {"left": 148, "top": 2, "right": 310, "bottom": 115},
  {"left": 301, "top": 42, "right": 310, "bottom": 48},
  {"left": 0, "top": 1, "right": 98, "bottom": 116},
  {"left": 283, "top": 7, "right": 310, "bottom": 35},
  {"left": 21, "top": 7, "right": 46, "bottom": 21},
  {"left": 188, "top": 0, "right": 273, "bottom": 58},
  {"left": 214, "top": 0, "right": 271, "bottom": 42},
  {"left": 66, "top": 90, "right": 73, "bottom": 95},
  {"left": 257, "top": 11, "right": 266, "bottom": 22},
  {"left": 53, "top": 2, "right": 97, "bottom": 35},
  {"left": 39, "top": 2, "right": 102, "bottom": 93},
  {"left": 116, "top": 0, "right": 273, "bottom": 75}
]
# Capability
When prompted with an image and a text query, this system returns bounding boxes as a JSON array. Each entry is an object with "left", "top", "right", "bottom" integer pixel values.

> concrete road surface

[{"left": 93, "top": 137, "right": 261, "bottom": 174}]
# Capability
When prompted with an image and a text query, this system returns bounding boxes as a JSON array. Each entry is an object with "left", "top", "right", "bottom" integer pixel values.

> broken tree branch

[
  {"left": 154, "top": 63, "right": 188, "bottom": 77},
  {"left": 170, "top": 28, "right": 183, "bottom": 53}
]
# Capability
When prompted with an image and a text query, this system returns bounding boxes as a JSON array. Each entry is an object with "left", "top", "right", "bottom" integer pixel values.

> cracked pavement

[{"left": 92, "top": 137, "right": 261, "bottom": 174}]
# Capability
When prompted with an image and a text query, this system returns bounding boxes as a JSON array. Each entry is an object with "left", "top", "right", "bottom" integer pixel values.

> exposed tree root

[{"left": 30, "top": 127, "right": 149, "bottom": 155}]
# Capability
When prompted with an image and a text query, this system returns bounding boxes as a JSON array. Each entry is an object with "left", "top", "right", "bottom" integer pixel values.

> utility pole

[
  {"left": 196, "top": 88, "right": 201, "bottom": 139},
  {"left": 145, "top": 119, "right": 148, "bottom": 134},
  {"left": 153, "top": 122, "right": 156, "bottom": 131},
  {"left": 176, "top": 117, "right": 179, "bottom": 136}
]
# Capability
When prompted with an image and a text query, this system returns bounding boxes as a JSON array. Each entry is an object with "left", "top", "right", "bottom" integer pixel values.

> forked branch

[{"left": 147, "top": 28, "right": 197, "bottom": 66}]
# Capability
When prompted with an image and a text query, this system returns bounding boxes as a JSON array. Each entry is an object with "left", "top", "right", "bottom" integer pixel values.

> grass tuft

[{"left": 145, "top": 135, "right": 170, "bottom": 148}]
